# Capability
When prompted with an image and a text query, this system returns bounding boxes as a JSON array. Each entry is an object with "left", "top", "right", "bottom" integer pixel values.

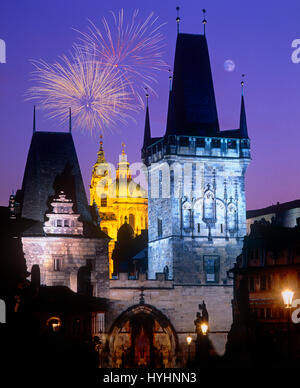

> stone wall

[
  {"left": 22, "top": 236, "right": 109, "bottom": 297},
  {"left": 148, "top": 157, "right": 249, "bottom": 283},
  {"left": 106, "top": 273, "right": 233, "bottom": 363}
]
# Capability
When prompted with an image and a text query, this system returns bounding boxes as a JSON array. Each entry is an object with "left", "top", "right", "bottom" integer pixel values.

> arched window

[
  {"left": 101, "top": 194, "right": 107, "bottom": 207},
  {"left": 46, "top": 316, "right": 61, "bottom": 332},
  {"left": 216, "top": 200, "right": 226, "bottom": 235},
  {"left": 163, "top": 265, "right": 169, "bottom": 279},
  {"left": 203, "top": 190, "right": 215, "bottom": 221},
  {"left": 182, "top": 201, "right": 192, "bottom": 230},
  {"left": 228, "top": 203, "right": 237, "bottom": 232},
  {"left": 129, "top": 214, "right": 135, "bottom": 230},
  {"left": 194, "top": 199, "right": 202, "bottom": 234}
]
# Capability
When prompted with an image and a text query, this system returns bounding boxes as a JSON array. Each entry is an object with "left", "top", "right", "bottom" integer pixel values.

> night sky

[{"left": 1, "top": 0, "right": 300, "bottom": 210}]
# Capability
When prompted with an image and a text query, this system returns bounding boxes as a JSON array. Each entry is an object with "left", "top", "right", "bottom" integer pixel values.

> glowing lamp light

[
  {"left": 201, "top": 322, "right": 209, "bottom": 336},
  {"left": 282, "top": 289, "right": 294, "bottom": 308},
  {"left": 186, "top": 335, "right": 192, "bottom": 345}
]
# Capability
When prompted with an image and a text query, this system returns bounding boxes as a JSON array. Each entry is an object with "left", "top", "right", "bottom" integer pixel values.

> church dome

[{"left": 117, "top": 219, "right": 134, "bottom": 241}]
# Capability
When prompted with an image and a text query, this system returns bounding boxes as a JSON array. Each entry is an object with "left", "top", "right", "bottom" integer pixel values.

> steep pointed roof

[
  {"left": 239, "top": 95, "right": 248, "bottom": 138},
  {"left": 143, "top": 102, "right": 151, "bottom": 149},
  {"left": 20, "top": 131, "right": 105, "bottom": 237},
  {"left": 166, "top": 33, "right": 219, "bottom": 136}
]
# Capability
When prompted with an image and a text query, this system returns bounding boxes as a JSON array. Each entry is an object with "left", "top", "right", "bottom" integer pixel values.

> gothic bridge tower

[{"left": 142, "top": 32, "right": 251, "bottom": 285}]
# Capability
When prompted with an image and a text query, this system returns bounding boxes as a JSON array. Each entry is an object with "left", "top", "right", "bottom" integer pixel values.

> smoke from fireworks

[
  {"left": 78, "top": 9, "right": 168, "bottom": 106},
  {"left": 26, "top": 47, "right": 136, "bottom": 133}
]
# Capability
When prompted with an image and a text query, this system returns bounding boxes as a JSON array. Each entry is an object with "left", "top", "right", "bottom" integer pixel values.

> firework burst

[
  {"left": 78, "top": 9, "right": 168, "bottom": 106},
  {"left": 26, "top": 47, "right": 136, "bottom": 134}
]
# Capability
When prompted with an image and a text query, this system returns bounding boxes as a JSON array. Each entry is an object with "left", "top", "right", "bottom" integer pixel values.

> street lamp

[
  {"left": 200, "top": 322, "right": 209, "bottom": 336},
  {"left": 281, "top": 289, "right": 294, "bottom": 361},
  {"left": 186, "top": 335, "right": 192, "bottom": 366},
  {"left": 282, "top": 289, "right": 294, "bottom": 308}
]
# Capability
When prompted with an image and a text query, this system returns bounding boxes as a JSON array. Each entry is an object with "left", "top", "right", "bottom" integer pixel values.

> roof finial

[
  {"left": 168, "top": 68, "right": 172, "bottom": 92},
  {"left": 241, "top": 74, "right": 246, "bottom": 96},
  {"left": 145, "top": 87, "right": 149, "bottom": 107},
  {"left": 69, "top": 107, "right": 72, "bottom": 133},
  {"left": 121, "top": 142, "right": 126, "bottom": 155},
  {"left": 202, "top": 9, "right": 207, "bottom": 36},
  {"left": 33, "top": 105, "right": 36, "bottom": 133},
  {"left": 176, "top": 6, "right": 180, "bottom": 34}
]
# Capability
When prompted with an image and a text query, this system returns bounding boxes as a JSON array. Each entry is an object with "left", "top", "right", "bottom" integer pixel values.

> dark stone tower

[{"left": 142, "top": 32, "right": 251, "bottom": 284}]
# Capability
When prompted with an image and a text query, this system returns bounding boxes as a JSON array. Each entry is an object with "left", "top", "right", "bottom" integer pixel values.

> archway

[{"left": 108, "top": 304, "right": 178, "bottom": 368}]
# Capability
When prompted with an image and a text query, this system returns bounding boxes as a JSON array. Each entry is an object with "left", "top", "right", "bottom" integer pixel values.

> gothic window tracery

[
  {"left": 203, "top": 185, "right": 216, "bottom": 224},
  {"left": 182, "top": 200, "right": 192, "bottom": 230},
  {"left": 216, "top": 200, "right": 226, "bottom": 235},
  {"left": 193, "top": 199, "right": 202, "bottom": 234},
  {"left": 228, "top": 203, "right": 237, "bottom": 233}
]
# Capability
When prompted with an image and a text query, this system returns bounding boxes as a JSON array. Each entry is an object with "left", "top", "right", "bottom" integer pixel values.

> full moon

[{"left": 224, "top": 59, "right": 235, "bottom": 72}]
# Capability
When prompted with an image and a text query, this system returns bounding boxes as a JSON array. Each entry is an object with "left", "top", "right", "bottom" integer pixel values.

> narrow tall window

[
  {"left": 267, "top": 275, "right": 272, "bottom": 290},
  {"left": 260, "top": 275, "right": 267, "bottom": 291},
  {"left": 220, "top": 223, "right": 223, "bottom": 233},
  {"left": 203, "top": 256, "right": 220, "bottom": 283},
  {"left": 249, "top": 276, "right": 255, "bottom": 292},
  {"left": 158, "top": 218, "right": 162, "bottom": 237},
  {"left": 159, "top": 170, "right": 162, "bottom": 198},
  {"left": 101, "top": 195, "right": 107, "bottom": 207},
  {"left": 53, "top": 258, "right": 61, "bottom": 271},
  {"left": 57, "top": 219, "right": 62, "bottom": 227},
  {"left": 96, "top": 312, "right": 105, "bottom": 333},
  {"left": 129, "top": 214, "right": 135, "bottom": 230},
  {"left": 197, "top": 223, "right": 200, "bottom": 233}
]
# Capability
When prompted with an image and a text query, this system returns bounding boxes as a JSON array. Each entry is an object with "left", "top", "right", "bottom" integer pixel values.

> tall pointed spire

[
  {"left": 166, "top": 33, "right": 219, "bottom": 136},
  {"left": 96, "top": 135, "right": 106, "bottom": 164},
  {"left": 239, "top": 76, "right": 248, "bottom": 138},
  {"left": 69, "top": 107, "right": 72, "bottom": 133},
  {"left": 143, "top": 89, "right": 151, "bottom": 150},
  {"left": 33, "top": 106, "right": 36, "bottom": 133}
]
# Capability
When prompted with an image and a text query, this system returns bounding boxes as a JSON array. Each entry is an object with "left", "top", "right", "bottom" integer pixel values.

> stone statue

[
  {"left": 198, "top": 300, "right": 209, "bottom": 323},
  {"left": 194, "top": 312, "right": 203, "bottom": 335}
]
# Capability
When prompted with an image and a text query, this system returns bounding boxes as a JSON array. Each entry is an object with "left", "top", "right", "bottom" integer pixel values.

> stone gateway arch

[{"left": 107, "top": 304, "right": 178, "bottom": 368}]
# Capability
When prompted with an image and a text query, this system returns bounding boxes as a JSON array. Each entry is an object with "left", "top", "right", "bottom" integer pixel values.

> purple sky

[{"left": 1, "top": 0, "right": 300, "bottom": 210}]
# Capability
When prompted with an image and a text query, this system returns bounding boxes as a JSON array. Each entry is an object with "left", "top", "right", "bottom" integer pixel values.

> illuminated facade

[
  {"left": 106, "top": 31, "right": 251, "bottom": 363},
  {"left": 227, "top": 219, "right": 300, "bottom": 362},
  {"left": 90, "top": 138, "right": 148, "bottom": 277},
  {"left": 16, "top": 28, "right": 252, "bottom": 368},
  {"left": 20, "top": 131, "right": 109, "bottom": 299}
]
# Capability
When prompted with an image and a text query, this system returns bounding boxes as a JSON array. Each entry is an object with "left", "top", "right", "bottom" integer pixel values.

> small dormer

[{"left": 43, "top": 191, "right": 83, "bottom": 235}]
